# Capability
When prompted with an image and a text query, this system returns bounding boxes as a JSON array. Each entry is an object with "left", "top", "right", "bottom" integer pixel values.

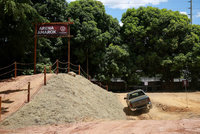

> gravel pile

[{"left": 0, "top": 74, "right": 126, "bottom": 129}]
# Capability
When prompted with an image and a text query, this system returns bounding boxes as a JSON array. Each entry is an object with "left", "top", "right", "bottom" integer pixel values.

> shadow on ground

[
  {"left": 123, "top": 107, "right": 149, "bottom": 116},
  {"left": 2, "top": 99, "right": 14, "bottom": 104},
  {"left": 1, "top": 107, "right": 9, "bottom": 114},
  {"left": 0, "top": 89, "right": 27, "bottom": 94}
]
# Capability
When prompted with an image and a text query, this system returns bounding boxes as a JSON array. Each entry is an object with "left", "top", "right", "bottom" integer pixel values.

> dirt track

[
  {"left": 0, "top": 74, "right": 53, "bottom": 120},
  {"left": 1, "top": 119, "right": 200, "bottom": 134},
  {"left": 0, "top": 74, "right": 200, "bottom": 133},
  {"left": 117, "top": 92, "right": 200, "bottom": 120}
]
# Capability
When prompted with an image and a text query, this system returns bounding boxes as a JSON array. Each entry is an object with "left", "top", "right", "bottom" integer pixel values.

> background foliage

[{"left": 1, "top": 0, "right": 200, "bottom": 88}]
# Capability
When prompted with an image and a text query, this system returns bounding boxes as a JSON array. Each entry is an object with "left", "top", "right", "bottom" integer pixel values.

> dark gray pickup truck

[{"left": 124, "top": 89, "right": 152, "bottom": 111}]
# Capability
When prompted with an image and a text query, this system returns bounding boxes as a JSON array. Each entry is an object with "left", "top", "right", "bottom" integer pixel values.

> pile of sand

[{"left": 0, "top": 74, "right": 126, "bottom": 129}]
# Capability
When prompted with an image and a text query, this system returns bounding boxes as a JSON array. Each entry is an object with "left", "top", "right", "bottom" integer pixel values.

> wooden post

[
  {"left": 49, "top": 66, "right": 52, "bottom": 73},
  {"left": 14, "top": 62, "right": 17, "bottom": 78},
  {"left": 87, "top": 50, "right": 89, "bottom": 79},
  {"left": 44, "top": 66, "right": 46, "bottom": 85},
  {"left": 68, "top": 18, "right": 71, "bottom": 73},
  {"left": 56, "top": 59, "right": 59, "bottom": 74},
  {"left": 0, "top": 96, "right": 1, "bottom": 120},
  {"left": 106, "top": 85, "right": 108, "bottom": 91},
  {"left": 34, "top": 24, "right": 37, "bottom": 74},
  {"left": 78, "top": 65, "right": 80, "bottom": 75},
  {"left": 27, "top": 82, "right": 30, "bottom": 102}
]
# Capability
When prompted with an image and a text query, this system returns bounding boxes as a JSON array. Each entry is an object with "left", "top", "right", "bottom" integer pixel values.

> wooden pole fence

[
  {"left": 78, "top": 65, "right": 80, "bottom": 75},
  {"left": 27, "top": 82, "right": 30, "bottom": 103},
  {"left": 44, "top": 66, "right": 46, "bottom": 85},
  {"left": 14, "top": 62, "right": 17, "bottom": 78},
  {"left": 106, "top": 85, "right": 108, "bottom": 91},
  {"left": 34, "top": 24, "right": 37, "bottom": 74},
  {"left": 49, "top": 66, "right": 52, "bottom": 73},
  {"left": 0, "top": 96, "right": 1, "bottom": 120},
  {"left": 56, "top": 59, "right": 59, "bottom": 75}
]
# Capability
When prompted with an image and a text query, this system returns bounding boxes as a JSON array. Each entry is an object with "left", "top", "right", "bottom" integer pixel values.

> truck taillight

[
  {"left": 130, "top": 103, "right": 133, "bottom": 108},
  {"left": 147, "top": 97, "right": 150, "bottom": 102}
]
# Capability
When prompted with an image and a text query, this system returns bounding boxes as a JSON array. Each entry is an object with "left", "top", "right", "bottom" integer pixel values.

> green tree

[
  {"left": 121, "top": 7, "right": 191, "bottom": 82},
  {"left": 0, "top": 0, "right": 43, "bottom": 67},
  {"left": 32, "top": 0, "right": 68, "bottom": 64},
  {"left": 67, "top": 0, "right": 121, "bottom": 76},
  {"left": 97, "top": 44, "right": 129, "bottom": 81}
]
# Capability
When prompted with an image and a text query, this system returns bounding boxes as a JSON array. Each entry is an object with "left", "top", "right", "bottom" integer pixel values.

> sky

[{"left": 67, "top": 0, "right": 200, "bottom": 25}]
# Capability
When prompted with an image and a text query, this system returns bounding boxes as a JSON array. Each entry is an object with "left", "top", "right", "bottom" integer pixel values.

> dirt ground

[
  {"left": 0, "top": 74, "right": 125, "bottom": 129},
  {"left": 0, "top": 74, "right": 53, "bottom": 120},
  {"left": 1, "top": 119, "right": 200, "bottom": 134},
  {"left": 0, "top": 74, "right": 200, "bottom": 133},
  {"left": 117, "top": 92, "right": 200, "bottom": 120}
]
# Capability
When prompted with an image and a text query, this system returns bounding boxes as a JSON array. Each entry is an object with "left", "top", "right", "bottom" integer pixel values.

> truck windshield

[{"left": 129, "top": 91, "right": 145, "bottom": 99}]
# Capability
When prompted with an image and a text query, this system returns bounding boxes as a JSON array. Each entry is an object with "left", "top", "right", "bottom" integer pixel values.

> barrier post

[
  {"left": 27, "top": 82, "right": 30, "bottom": 103},
  {"left": 56, "top": 59, "right": 59, "bottom": 75},
  {"left": 14, "top": 62, "right": 17, "bottom": 78},
  {"left": 0, "top": 96, "right": 1, "bottom": 120},
  {"left": 78, "top": 65, "right": 80, "bottom": 75},
  {"left": 44, "top": 66, "right": 46, "bottom": 85},
  {"left": 106, "top": 85, "right": 108, "bottom": 91},
  {"left": 49, "top": 66, "right": 52, "bottom": 73}
]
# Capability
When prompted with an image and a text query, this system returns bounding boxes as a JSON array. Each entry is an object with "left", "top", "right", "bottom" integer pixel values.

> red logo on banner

[{"left": 37, "top": 24, "right": 67, "bottom": 36}]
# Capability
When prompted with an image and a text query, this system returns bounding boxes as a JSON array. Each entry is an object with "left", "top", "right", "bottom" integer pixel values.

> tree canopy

[
  {"left": 67, "top": 0, "right": 121, "bottom": 76},
  {"left": 1, "top": 1, "right": 200, "bottom": 88},
  {"left": 0, "top": 0, "right": 43, "bottom": 65},
  {"left": 121, "top": 6, "right": 200, "bottom": 82}
]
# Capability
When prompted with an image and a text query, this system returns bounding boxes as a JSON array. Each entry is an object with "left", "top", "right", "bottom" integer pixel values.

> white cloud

[
  {"left": 196, "top": 12, "right": 200, "bottom": 18},
  {"left": 119, "top": 21, "right": 123, "bottom": 26},
  {"left": 180, "top": 12, "right": 187, "bottom": 15},
  {"left": 67, "top": 0, "right": 168, "bottom": 9},
  {"left": 180, "top": 11, "right": 189, "bottom": 18}
]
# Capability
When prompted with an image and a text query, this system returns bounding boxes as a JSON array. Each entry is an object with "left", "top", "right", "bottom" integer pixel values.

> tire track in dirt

[{"left": 117, "top": 92, "right": 200, "bottom": 120}]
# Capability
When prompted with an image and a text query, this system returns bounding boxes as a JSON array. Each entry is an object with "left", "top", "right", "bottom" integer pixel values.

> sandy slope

[
  {"left": 0, "top": 74, "right": 126, "bottom": 129},
  {"left": 0, "top": 74, "right": 53, "bottom": 120}
]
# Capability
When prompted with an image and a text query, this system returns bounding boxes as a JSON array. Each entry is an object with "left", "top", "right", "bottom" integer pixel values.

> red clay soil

[
  {"left": 0, "top": 119, "right": 200, "bottom": 134},
  {"left": 0, "top": 74, "right": 53, "bottom": 120}
]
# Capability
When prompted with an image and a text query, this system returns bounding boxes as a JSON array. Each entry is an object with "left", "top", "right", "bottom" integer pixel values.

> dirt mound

[{"left": 0, "top": 74, "right": 126, "bottom": 129}]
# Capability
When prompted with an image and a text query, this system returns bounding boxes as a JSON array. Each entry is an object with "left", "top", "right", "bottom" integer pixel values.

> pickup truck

[{"left": 124, "top": 89, "right": 152, "bottom": 111}]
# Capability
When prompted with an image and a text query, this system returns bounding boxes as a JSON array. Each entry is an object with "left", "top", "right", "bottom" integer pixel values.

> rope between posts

[
  {"left": 92, "top": 80, "right": 107, "bottom": 90},
  {"left": 80, "top": 67, "right": 89, "bottom": 77},
  {"left": 17, "top": 62, "right": 34, "bottom": 65},
  {"left": 51, "top": 61, "right": 57, "bottom": 67},
  {"left": 80, "top": 72, "right": 87, "bottom": 78},
  {"left": 58, "top": 60, "right": 68, "bottom": 64},
  {"left": 52, "top": 68, "right": 57, "bottom": 73},
  {"left": 70, "top": 62, "right": 79, "bottom": 67},
  {"left": 0, "top": 69, "right": 15, "bottom": 77},
  {"left": 69, "top": 68, "right": 79, "bottom": 73},
  {"left": 58, "top": 67, "right": 68, "bottom": 70},
  {"left": 17, "top": 68, "right": 32, "bottom": 71},
  {"left": 0, "top": 63, "right": 14, "bottom": 71}
]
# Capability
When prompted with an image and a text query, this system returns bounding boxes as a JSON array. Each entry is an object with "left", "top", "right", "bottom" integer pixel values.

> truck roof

[{"left": 127, "top": 89, "right": 144, "bottom": 95}]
